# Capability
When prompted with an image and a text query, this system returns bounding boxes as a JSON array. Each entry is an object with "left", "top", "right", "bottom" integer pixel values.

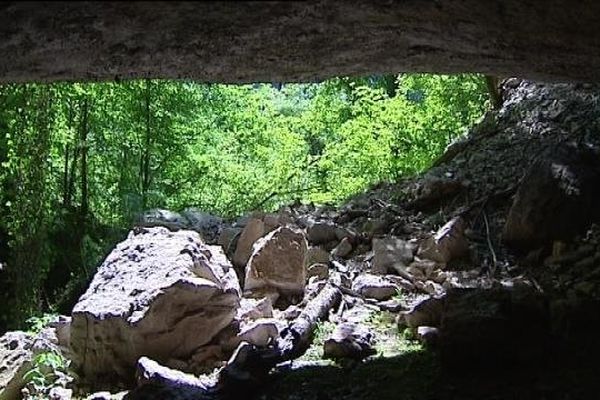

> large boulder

[
  {"left": 244, "top": 227, "right": 308, "bottom": 295},
  {"left": 503, "top": 143, "right": 600, "bottom": 250},
  {"left": 70, "top": 227, "right": 240, "bottom": 385}
]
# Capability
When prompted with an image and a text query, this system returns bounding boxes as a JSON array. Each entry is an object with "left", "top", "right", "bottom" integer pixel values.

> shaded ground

[{"left": 261, "top": 309, "right": 600, "bottom": 400}]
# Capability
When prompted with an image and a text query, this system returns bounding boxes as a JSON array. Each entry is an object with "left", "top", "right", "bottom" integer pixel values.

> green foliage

[
  {"left": 22, "top": 350, "right": 71, "bottom": 399},
  {"left": 300, "top": 320, "right": 337, "bottom": 363},
  {"left": 0, "top": 73, "right": 488, "bottom": 328},
  {"left": 25, "top": 313, "right": 59, "bottom": 335}
]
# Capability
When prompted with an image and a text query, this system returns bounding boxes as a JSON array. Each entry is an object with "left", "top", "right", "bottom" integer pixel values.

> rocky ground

[{"left": 3, "top": 79, "right": 600, "bottom": 400}]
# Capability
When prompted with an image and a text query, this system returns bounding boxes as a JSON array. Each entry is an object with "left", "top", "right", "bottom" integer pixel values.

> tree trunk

[
  {"left": 485, "top": 75, "right": 502, "bottom": 109},
  {"left": 141, "top": 80, "right": 152, "bottom": 208},
  {"left": 79, "top": 97, "right": 89, "bottom": 222},
  {"left": 62, "top": 99, "right": 73, "bottom": 208}
]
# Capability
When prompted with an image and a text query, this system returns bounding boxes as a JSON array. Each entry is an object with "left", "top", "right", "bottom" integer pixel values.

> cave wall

[{"left": 0, "top": 1, "right": 599, "bottom": 84}]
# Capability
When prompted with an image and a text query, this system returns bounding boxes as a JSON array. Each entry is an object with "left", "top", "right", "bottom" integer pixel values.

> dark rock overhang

[{"left": 1, "top": 1, "right": 599, "bottom": 83}]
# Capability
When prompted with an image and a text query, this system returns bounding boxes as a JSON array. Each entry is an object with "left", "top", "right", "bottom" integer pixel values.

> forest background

[{"left": 0, "top": 73, "right": 490, "bottom": 330}]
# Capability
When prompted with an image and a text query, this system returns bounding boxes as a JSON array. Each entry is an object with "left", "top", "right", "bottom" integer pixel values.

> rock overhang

[{"left": 1, "top": 1, "right": 600, "bottom": 84}]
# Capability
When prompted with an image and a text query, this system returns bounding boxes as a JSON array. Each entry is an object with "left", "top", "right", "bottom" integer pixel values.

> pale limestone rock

[
  {"left": 418, "top": 217, "right": 469, "bottom": 265},
  {"left": 70, "top": 227, "right": 240, "bottom": 384},
  {"left": 244, "top": 227, "right": 308, "bottom": 295},
  {"left": 331, "top": 237, "right": 353, "bottom": 258},
  {"left": 0, "top": 331, "right": 58, "bottom": 400},
  {"left": 233, "top": 218, "right": 265, "bottom": 268},
  {"left": 307, "top": 263, "right": 329, "bottom": 281},
  {"left": 323, "top": 322, "right": 376, "bottom": 361},
  {"left": 0, "top": 331, "right": 34, "bottom": 400},
  {"left": 237, "top": 297, "right": 273, "bottom": 322},
  {"left": 351, "top": 274, "right": 399, "bottom": 301}
]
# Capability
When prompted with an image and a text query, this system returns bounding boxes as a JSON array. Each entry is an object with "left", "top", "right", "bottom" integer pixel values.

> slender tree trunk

[
  {"left": 79, "top": 97, "right": 89, "bottom": 221},
  {"left": 141, "top": 80, "right": 152, "bottom": 208},
  {"left": 485, "top": 75, "right": 502, "bottom": 109},
  {"left": 62, "top": 99, "right": 73, "bottom": 207},
  {"left": 66, "top": 99, "right": 80, "bottom": 210}
]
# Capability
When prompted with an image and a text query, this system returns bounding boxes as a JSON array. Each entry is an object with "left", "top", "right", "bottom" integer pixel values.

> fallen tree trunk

[
  {"left": 127, "top": 281, "right": 342, "bottom": 399},
  {"left": 219, "top": 282, "right": 342, "bottom": 395}
]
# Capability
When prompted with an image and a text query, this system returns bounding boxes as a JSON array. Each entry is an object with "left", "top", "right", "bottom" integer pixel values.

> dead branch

[{"left": 218, "top": 281, "right": 342, "bottom": 394}]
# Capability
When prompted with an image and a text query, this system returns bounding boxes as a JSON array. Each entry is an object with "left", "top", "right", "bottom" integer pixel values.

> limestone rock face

[
  {"left": 503, "top": 144, "right": 600, "bottom": 250},
  {"left": 70, "top": 227, "right": 240, "bottom": 384},
  {"left": 244, "top": 227, "right": 308, "bottom": 295},
  {"left": 3, "top": 2, "right": 600, "bottom": 85}
]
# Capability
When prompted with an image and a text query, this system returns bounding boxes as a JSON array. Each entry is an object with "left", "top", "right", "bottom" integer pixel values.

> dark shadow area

[{"left": 262, "top": 344, "right": 600, "bottom": 400}]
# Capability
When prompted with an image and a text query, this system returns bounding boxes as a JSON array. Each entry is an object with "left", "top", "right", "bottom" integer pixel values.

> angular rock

[
  {"left": 305, "top": 246, "right": 330, "bottom": 267},
  {"left": 416, "top": 326, "right": 439, "bottom": 348},
  {"left": 138, "top": 209, "right": 189, "bottom": 231},
  {"left": 306, "top": 222, "right": 339, "bottom": 245},
  {"left": 131, "top": 357, "right": 211, "bottom": 400},
  {"left": 49, "top": 316, "right": 71, "bottom": 352},
  {"left": 0, "top": 331, "right": 59, "bottom": 400},
  {"left": 237, "top": 297, "right": 273, "bottom": 322},
  {"left": 0, "top": 331, "right": 34, "bottom": 400},
  {"left": 401, "top": 295, "right": 445, "bottom": 329},
  {"left": 48, "top": 387, "right": 73, "bottom": 400},
  {"left": 233, "top": 218, "right": 265, "bottom": 268},
  {"left": 351, "top": 274, "right": 399, "bottom": 301},
  {"left": 70, "top": 227, "right": 240, "bottom": 384},
  {"left": 372, "top": 237, "right": 415, "bottom": 275},
  {"left": 180, "top": 208, "right": 223, "bottom": 243},
  {"left": 331, "top": 237, "right": 353, "bottom": 258},
  {"left": 85, "top": 392, "right": 113, "bottom": 400},
  {"left": 244, "top": 227, "right": 308, "bottom": 295},
  {"left": 418, "top": 217, "right": 469, "bottom": 265},
  {"left": 307, "top": 263, "right": 329, "bottom": 281},
  {"left": 323, "top": 323, "right": 376, "bottom": 362},
  {"left": 503, "top": 143, "right": 600, "bottom": 250}
]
